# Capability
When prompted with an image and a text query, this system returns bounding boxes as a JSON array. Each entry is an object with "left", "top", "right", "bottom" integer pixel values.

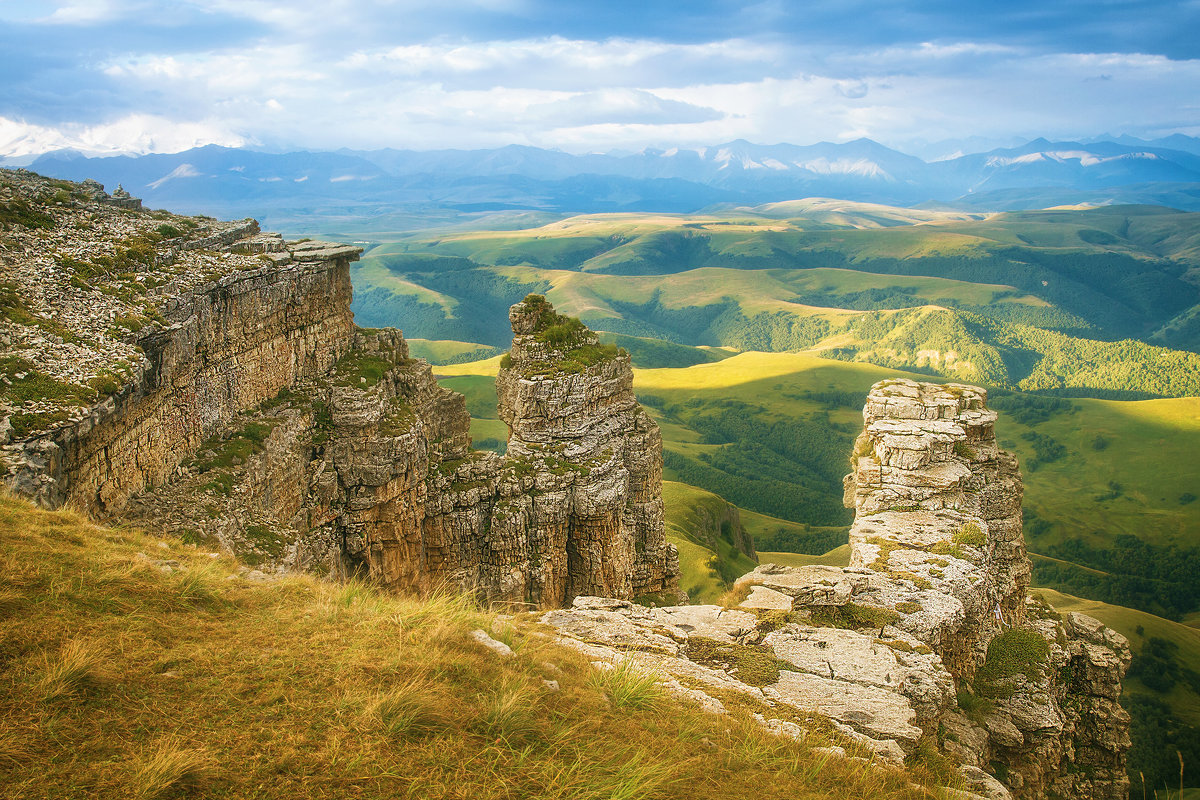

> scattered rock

[{"left": 471, "top": 629, "right": 514, "bottom": 657}]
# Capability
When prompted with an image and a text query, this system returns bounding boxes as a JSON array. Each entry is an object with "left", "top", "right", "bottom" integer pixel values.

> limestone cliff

[
  {"left": 1, "top": 169, "right": 356, "bottom": 513},
  {"left": 122, "top": 298, "right": 679, "bottom": 607},
  {"left": 2, "top": 172, "right": 676, "bottom": 609},
  {"left": 840, "top": 380, "right": 1130, "bottom": 799},
  {"left": 542, "top": 379, "right": 1129, "bottom": 800}
]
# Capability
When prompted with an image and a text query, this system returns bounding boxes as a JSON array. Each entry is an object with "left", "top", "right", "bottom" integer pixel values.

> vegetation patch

[
  {"left": 0, "top": 198, "right": 55, "bottom": 230},
  {"left": 952, "top": 441, "right": 977, "bottom": 460},
  {"left": 975, "top": 628, "right": 1050, "bottom": 696},
  {"left": 513, "top": 294, "right": 625, "bottom": 377},
  {"left": 0, "top": 282, "right": 79, "bottom": 343},
  {"left": 953, "top": 523, "right": 986, "bottom": 548},
  {"left": 808, "top": 602, "right": 899, "bottom": 630},
  {"left": 331, "top": 348, "right": 397, "bottom": 388},
  {"left": 586, "top": 660, "right": 663, "bottom": 710},
  {"left": 191, "top": 420, "right": 277, "bottom": 473},
  {"left": 684, "top": 637, "right": 794, "bottom": 687},
  {"left": 955, "top": 688, "right": 995, "bottom": 724}
]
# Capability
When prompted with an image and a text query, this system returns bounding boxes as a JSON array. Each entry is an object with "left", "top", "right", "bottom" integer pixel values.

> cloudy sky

[{"left": 1, "top": 0, "right": 1198, "bottom": 158}]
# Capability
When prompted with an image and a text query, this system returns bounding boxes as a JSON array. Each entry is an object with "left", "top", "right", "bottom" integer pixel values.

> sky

[{"left": 0, "top": 0, "right": 1198, "bottom": 159}]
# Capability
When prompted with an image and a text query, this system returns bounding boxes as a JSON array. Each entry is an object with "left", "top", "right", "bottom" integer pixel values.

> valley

[{"left": 349, "top": 200, "right": 1200, "bottom": 792}]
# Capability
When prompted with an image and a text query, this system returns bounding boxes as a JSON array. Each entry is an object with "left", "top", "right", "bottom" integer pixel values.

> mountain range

[{"left": 10, "top": 135, "right": 1200, "bottom": 226}]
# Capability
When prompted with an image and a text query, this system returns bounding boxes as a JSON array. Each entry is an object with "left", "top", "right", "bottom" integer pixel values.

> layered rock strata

[
  {"left": 0, "top": 169, "right": 358, "bottom": 513},
  {"left": 3, "top": 173, "right": 676, "bottom": 608},
  {"left": 544, "top": 379, "right": 1129, "bottom": 800},
  {"left": 317, "top": 299, "right": 676, "bottom": 606},
  {"left": 123, "top": 298, "right": 678, "bottom": 608}
]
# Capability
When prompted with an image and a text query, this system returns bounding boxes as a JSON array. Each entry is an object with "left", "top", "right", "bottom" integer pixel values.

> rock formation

[
  {"left": 254, "top": 298, "right": 680, "bottom": 607},
  {"left": 543, "top": 379, "right": 1130, "bottom": 800},
  {"left": 0, "top": 169, "right": 355, "bottom": 513},
  {"left": 1, "top": 171, "right": 676, "bottom": 609}
]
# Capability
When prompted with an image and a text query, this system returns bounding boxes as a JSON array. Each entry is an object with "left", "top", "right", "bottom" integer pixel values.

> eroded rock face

[
  {"left": 3, "top": 176, "right": 675, "bottom": 610},
  {"left": 121, "top": 298, "right": 678, "bottom": 609},
  {"left": 331, "top": 300, "right": 678, "bottom": 605},
  {"left": 0, "top": 168, "right": 357, "bottom": 514},
  {"left": 543, "top": 378, "right": 1129, "bottom": 799}
]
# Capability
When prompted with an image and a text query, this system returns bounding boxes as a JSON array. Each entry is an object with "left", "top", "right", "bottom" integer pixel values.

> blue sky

[{"left": 0, "top": 0, "right": 1197, "bottom": 157}]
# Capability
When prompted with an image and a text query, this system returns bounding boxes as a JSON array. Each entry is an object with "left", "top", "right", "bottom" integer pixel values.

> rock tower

[{"left": 543, "top": 379, "right": 1130, "bottom": 800}]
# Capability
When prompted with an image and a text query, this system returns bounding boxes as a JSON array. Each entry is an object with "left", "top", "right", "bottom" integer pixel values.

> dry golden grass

[
  {"left": 131, "top": 742, "right": 215, "bottom": 799},
  {"left": 0, "top": 491, "right": 944, "bottom": 799}
]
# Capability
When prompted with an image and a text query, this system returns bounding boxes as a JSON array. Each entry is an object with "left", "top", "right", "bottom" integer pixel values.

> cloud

[
  {"left": 0, "top": 114, "right": 246, "bottom": 158},
  {"left": 525, "top": 89, "right": 725, "bottom": 126},
  {"left": 0, "top": 1, "right": 1198, "bottom": 156}
]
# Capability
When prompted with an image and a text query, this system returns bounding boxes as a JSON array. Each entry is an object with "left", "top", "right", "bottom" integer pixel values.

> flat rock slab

[
  {"left": 739, "top": 584, "right": 795, "bottom": 610},
  {"left": 650, "top": 604, "right": 759, "bottom": 642},
  {"left": 736, "top": 563, "right": 867, "bottom": 605},
  {"left": 766, "top": 669, "right": 923, "bottom": 751},
  {"left": 540, "top": 609, "right": 680, "bottom": 655},
  {"left": 766, "top": 627, "right": 910, "bottom": 690}
]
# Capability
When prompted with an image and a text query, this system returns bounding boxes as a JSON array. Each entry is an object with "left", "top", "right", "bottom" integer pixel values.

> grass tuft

[
  {"left": 131, "top": 742, "right": 214, "bottom": 799},
  {"left": 588, "top": 659, "right": 664, "bottom": 711},
  {"left": 364, "top": 678, "right": 453, "bottom": 739},
  {"left": 474, "top": 680, "right": 539, "bottom": 744},
  {"left": 38, "top": 640, "right": 103, "bottom": 703}
]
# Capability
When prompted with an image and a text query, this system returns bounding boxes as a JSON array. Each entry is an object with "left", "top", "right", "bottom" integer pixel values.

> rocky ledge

[{"left": 543, "top": 379, "right": 1130, "bottom": 800}]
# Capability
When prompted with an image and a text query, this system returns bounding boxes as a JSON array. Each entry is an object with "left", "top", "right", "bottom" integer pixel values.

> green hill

[
  {"left": 350, "top": 202, "right": 1200, "bottom": 399},
  {"left": 367, "top": 202, "right": 1200, "bottom": 349}
]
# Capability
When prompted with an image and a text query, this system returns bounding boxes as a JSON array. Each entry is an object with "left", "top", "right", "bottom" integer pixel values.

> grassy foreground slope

[{"left": 0, "top": 493, "right": 947, "bottom": 800}]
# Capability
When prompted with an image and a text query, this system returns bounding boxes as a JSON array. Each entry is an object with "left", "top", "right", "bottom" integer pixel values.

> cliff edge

[{"left": 1, "top": 171, "right": 677, "bottom": 608}]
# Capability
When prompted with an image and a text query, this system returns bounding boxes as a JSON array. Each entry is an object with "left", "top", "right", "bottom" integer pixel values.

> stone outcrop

[
  {"left": 2, "top": 172, "right": 677, "bottom": 610},
  {"left": 121, "top": 298, "right": 679, "bottom": 608},
  {"left": 543, "top": 379, "right": 1130, "bottom": 800},
  {"left": 313, "top": 298, "right": 677, "bottom": 606},
  {"left": 1, "top": 169, "right": 357, "bottom": 514}
]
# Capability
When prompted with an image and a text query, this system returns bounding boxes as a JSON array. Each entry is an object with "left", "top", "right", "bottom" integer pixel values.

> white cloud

[
  {"left": 2, "top": 15, "right": 1198, "bottom": 157},
  {"left": 0, "top": 114, "right": 247, "bottom": 158},
  {"left": 36, "top": 0, "right": 124, "bottom": 24}
]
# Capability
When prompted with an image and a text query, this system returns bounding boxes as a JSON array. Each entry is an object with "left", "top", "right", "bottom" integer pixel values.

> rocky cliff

[
  {"left": 2, "top": 171, "right": 677, "bottom": 608},
  {"left": 543, "top": 379, "right": 1130, "bottom": 800},
  {"left": 122, "top": 298, "right": 679, "bottom": 607},
  {"left": 1, "top": 169, "right": 357, "bottom": 513}
]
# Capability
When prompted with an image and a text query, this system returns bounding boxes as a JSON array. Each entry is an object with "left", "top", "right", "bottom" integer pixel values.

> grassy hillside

[
  {"left": 350, "top": 221, "right": 1200, "bottom": 400},
  {"left": 407, "top": 338, "right": 503, "bottom": 366},
  {"left": 661, "top": 481, "right": 757, "bottom": 604},
  {"left": 0, "top": 492, "right": 946, "bottom": 800}
]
